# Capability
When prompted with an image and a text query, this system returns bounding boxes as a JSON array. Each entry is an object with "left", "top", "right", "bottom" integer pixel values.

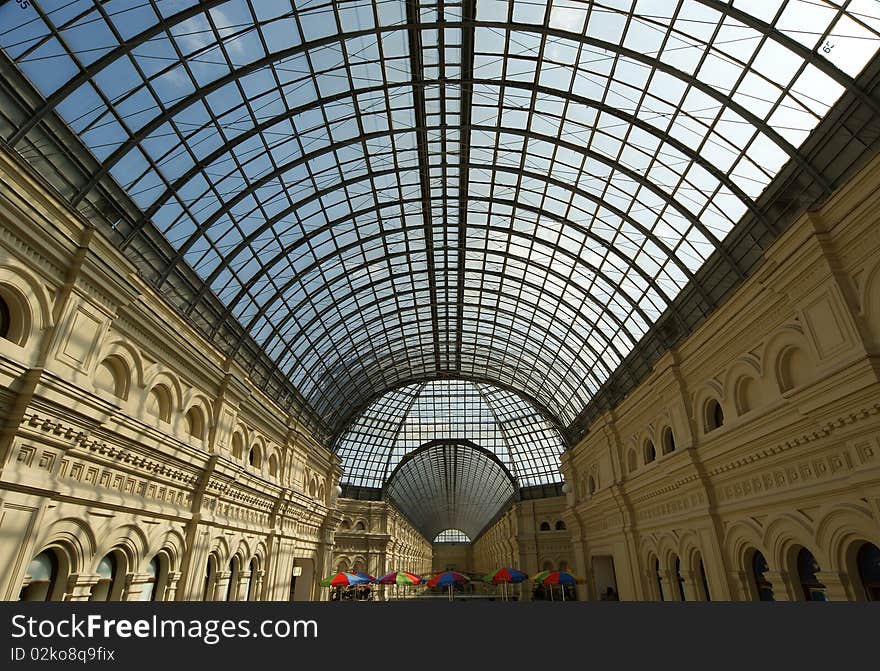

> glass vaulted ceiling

[
  {"left": 384, "top": 440, "right": 518, "bottom": 540},
  {"left": 335, "top": 379, "right": 566, "bottom": 488},
  {"left": 2, "top": 1, "right": 880, "bottom": 433}
]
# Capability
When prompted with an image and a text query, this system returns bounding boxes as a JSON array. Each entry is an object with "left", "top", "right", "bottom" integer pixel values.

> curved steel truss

[
  {"left": 2, "top": 0, "right": 880, "bottom": 434},
  {"left": 384, "top": 439, "right": 517, "bottom": 541},
  {"left": 334, "top": 378, "right": 566, "bottom": 489}
]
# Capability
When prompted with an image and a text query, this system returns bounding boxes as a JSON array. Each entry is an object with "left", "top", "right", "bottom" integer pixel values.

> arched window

[
  {"left": 856, "top": 542, "right": 880, "bottom": 601},
  {"left": 0, "top": 292, "right": 10, "bottom": 340},
  {"left": 698, "top": 558, "right": 711, "bottom": 601},
  {"left": 555, "top": 520, "right": 566, "bottom": 531},
  {"left": 94, "top": 356, "right": 127, "bottom": 399},
  {"left": 796, "top": 548, "right": 826, "bottom": 601},
  {"left": 674, "top": 556, "right": 686, "bottom": 601},
  {"left": 354, "top": 520, "right": 366, "bottom": 531},
  {"left": 231, "top": 432, "right": 244, "bottom": 459},
  {"left": 268, "top": 453, "right": 278, "bottom": 477},
  {"left": 185, "top": 407, "right": 204, "bottom": 440},
  {"left": 247, "top": 558, "right": 259, "bottom": 601},
  {"left": 539, "top": 521, "right": 551, "bottom": 531},
  {"left": 662, "top": 427, "right": 676, "bottom": 454},
  {"left": 19, "top": 550, "right": 60, "bottom": 601},
  {"left": 249, "top": 446, "right": 261, "bottom": 468},
  {"left": 644, "top": 440, "right": 656, "bottom": 464},
  {"left": 0, "top": 286, "right": 29, "bottom": 345},
  {"left": 203, "top": 553, "right": 219, "bottom": 601},
  {"left": 736, "top": 376, "right": 760, "bottom": 413},
  {"left": 654, "top": 557, "right": 664, "bottom": 601},
  {"left": 627, "top": 449, "right": 638, "bottom": 473},
  {"left": 705, "top": 399, "right": 724, "bottom": 432},
  {"left": 90, "top": 553, "right": 120, "bottom": 601},
  {"left": 751, "top": 551, "right": 774, "bottom": 601},
  {"left": 779, "top": 346, "right": 811, "bottom": 391},
  {"left": 146, "top": 385, "right": 171, "bottom": 422},
  {"left": 228, "top": 556, "right": 241, "bottom": 601},
  {"left": 587, "top": 476, "right": 596, "bottom": 495},
  {"left": 141, "top": 556, "right": 161, "bottom": 601}
]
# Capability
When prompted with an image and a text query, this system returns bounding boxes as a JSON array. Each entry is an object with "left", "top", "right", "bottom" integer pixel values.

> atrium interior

[{"left": 0, "top": 0, "right": 878, "bottom": 602}]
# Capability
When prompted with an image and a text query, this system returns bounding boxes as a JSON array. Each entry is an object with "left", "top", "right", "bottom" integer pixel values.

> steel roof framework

[
  {"left": 1, "top": 0, "right": 879, "bottom": 437},
  {"left": 384, "top": 439, "right": 518, "bottom": 541},
  {"left": 335, "top": 378, "right": 566, "bottom": 490}
]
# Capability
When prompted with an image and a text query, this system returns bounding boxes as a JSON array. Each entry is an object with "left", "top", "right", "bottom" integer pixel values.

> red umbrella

[
  {"left": 320, "top": 571, "right": 370, "bottom": 587},
  {"left": 377, "top": 571, "right": 425, "bottom": 585},
  {"left": 427, "top": 570, "right": 470, "bottom": 601},
  {"left": 536, "top": 571, "right": 580, "bottom": 601},
  {"left": 485, "top": 567, "right": 528, "bottom": 601}
]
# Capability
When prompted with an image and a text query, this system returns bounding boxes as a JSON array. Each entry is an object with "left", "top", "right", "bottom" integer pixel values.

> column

[
  {"left": 251, "top": 570, "right": 265, "bottom": 601},
  {"left": 641, "top": 570, "right": 657, "bottom": 600},
  {"left": 235, "top": 571, "right": 251, "bottom": 601},
  {"left": 679, "top": 570, "right": 700, "bottom": 601},
  {"left": 814, "top": 571, "right": 853, "bottom": 601},
  {"left": 164, "top": 571, "right": 182, "bottom": 601},
  {"left": 64, "top": 574, "right": 100, "bottom": 601},
  {"left": 763, "top": 570, "right": 798, "bottom": 601},
  {"left": 727, "top": 570, "right": 753, "bottom": 601},
  {"left": 570, "top": 539, "right": 590, "bottom": 601},
  {"left": 212, "top": 570, "right": 231, "bottom": 601},
  {"left": 122, "top": 573, "right": 155, "bottom": 601},
  {"left": 658, "top": 571, "right": 676, "bottom": 601}
]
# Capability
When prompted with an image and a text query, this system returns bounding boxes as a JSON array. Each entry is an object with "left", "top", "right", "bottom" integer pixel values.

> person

[{"left": 604, "top": 586, "right": 619, "bottom": 601}]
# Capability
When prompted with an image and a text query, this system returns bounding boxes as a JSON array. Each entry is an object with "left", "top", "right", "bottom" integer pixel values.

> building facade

[
  {"left": 0, "top": 147, "right": 342, "bottom": 602},
  {"left": 559, "top": 152, "right": 880, "bottom": 602},
  {"left": 332, "top": 497, "right": 432, "bottom": 597}
]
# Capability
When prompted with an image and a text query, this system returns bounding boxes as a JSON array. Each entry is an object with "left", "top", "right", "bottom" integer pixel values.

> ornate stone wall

[
  {"left": 559, "top": 153, "right": 880, "bottom": 601},
  {"left": 331, "top": 499, "right": 431, "bottom": 598},
  {"left": 0, "top": 147, "right": 342, "bottom": 601},
  {"left": 472, "top": 497, "right": 572, "bottom": 577}
]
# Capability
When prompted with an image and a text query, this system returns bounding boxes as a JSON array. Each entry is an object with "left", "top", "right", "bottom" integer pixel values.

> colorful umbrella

[
  {"left": 350, "top": 571, "right": 376, "bottom": 584},
  {"left": 485, "top": 567, "right": 527, "bottom": 601},
  {"left": 485, "top": 567, "right": 528, "bottom": 584},
  {"left": 534, "top": 570, "right": 580, "bottom": 601},
  {"left": 377, "top": 571, "right": 424, "bottom": 585},
  {"left": 320, "top": 571, "right": 370, "bottom": 588},
  {"left": 427, "top": 570, "right": 470, "bottom": 587},
  {"left": 539, "top": 570, "right": 580, "bottom": 586},
  {"left": 427, "top": 570, "right": 470, "bottom": 601}
]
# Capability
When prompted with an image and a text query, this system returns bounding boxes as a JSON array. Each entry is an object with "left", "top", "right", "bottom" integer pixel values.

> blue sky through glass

[{"left": 1, "top": 0, "right": 878, "bottom": 433}]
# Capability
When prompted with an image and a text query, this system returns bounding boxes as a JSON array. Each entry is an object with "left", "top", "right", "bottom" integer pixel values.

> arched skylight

[
  {"left": 335, "top": 379, "right": 566, "bottom": 488},
  {"left": 434, "top": 529, "right": 472, "bottom": 544},
  {"left": 385, "top": 440, "right": 516, "bottom": 540},
  {"left": 1, "top": 1, "right": 879, "bottom": 434}
]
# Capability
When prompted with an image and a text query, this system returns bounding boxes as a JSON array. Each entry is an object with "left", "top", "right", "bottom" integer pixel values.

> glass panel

[
  {"left": 335, "top": 380, "right": 565, "bottom": 489},
  {"left": 433, "top": 529, "right": 471, "bottom": 543},
  {"left": 25, "top": 552, "right": 55, "bottom": 582},
  {"left": 1, "top": 0, "right": 877, "bottom": 433},
  {"left": 385, "top": 441, "right": 516, "bottom": 540}
]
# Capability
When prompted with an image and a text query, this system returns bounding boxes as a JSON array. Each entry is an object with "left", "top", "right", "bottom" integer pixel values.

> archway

[
  {"left": 751, "top": 550, "right": 774, "bottom": 602},
  {"left": 856, "top": 542, "right": 880, "bottom": 601}
]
